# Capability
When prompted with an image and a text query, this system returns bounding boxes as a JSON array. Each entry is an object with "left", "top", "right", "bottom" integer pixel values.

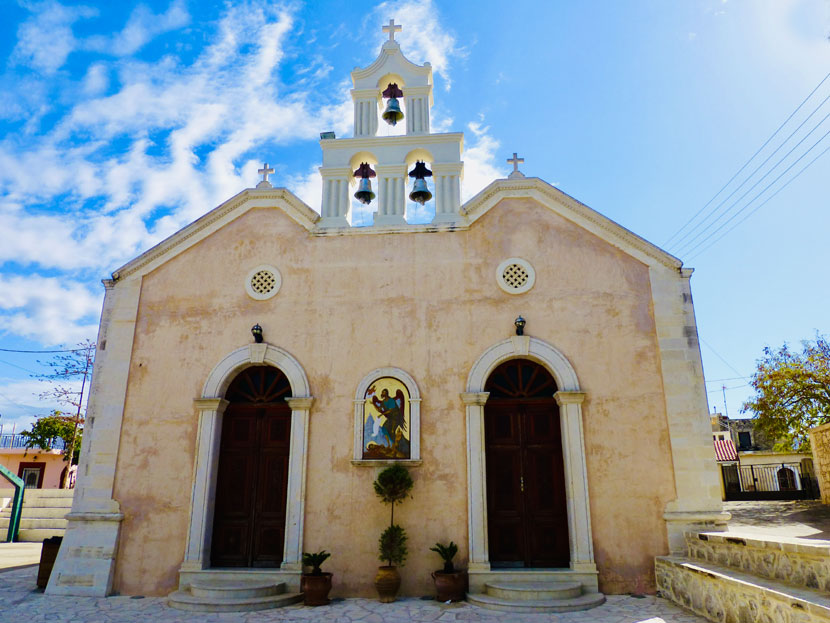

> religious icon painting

[{"left": 362, "top": 377, "right": 410, "bottom": 459}]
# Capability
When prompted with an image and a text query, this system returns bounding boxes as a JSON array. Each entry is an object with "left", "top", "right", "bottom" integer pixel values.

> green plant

[
  {"left": 302, "top": 550, "right": 331, "bottom": 576},
  {"left": 429, "top": 541, "right": 458, "bottom": 573},
  {"left": 379, "top": 524, "right": 408, "bottom": 566},
  {"left": 373, "top": 464, "right": 414, "bottom": 567}
]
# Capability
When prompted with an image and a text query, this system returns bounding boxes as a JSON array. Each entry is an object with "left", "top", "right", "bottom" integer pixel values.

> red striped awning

[{"left": 714, "top": 438, "right": 738, "bottom": 462}]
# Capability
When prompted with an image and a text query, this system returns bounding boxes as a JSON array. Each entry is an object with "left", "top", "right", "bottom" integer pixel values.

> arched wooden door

[
  {"left": 211, "top": 365, "right": 292, "bottom": 567},
  {"left": 484, "top": 359, "right": 570, "bottom": 568}
]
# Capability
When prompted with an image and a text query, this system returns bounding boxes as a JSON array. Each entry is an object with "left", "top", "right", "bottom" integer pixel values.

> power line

[
  {"left": 687, "top": 140, "right": 830, "bottom": 260},
  {"left": 684, "top": 130, "right": 830, "bottom": 258},
  {"left": 0, "top": 347, "right": 89, "bottom": 353},
  {"left": 676, "top": 113, "right": 830, "bottom": 256},
  {"left": 672, "top": 93, "right": 830, "bottom": 253},
  {"left": 705, "top": 376, "right": 750, "bottom": 383},
  {"left": 663, "top": 71, "right": 830, "bottom": 248},
  {"left": 700, "top": 338, "right": 746, "bottom": 379},
  {"left": 0, "top": 358, "right": 39, "bottom": 374}
]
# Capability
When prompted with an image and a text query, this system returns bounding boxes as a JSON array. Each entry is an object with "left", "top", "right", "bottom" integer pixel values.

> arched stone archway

[
  {"left": 181, "top": 343, "right": 313, "bottom": 574},
  {"left": 462, "top": 336, "right": 597, "bottom": 590}
]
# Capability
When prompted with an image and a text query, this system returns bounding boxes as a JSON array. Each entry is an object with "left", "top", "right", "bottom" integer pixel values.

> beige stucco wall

[
  {"left": 108, "top": 196, "right": 677, "bottom": 596},
  {"left": 810, "top": 423, "right": 830, "bottom": 504}
]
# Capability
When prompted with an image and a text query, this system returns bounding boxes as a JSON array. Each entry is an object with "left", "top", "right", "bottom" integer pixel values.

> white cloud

[
  {"left": 11, "top": 1, "right": 97, "bottom": 74},
  {"left": 85, "top": 0, "right": 190, "bottom": 56},
  {"left": 0, "top": 274, "right": 101, "bottom": 345},
  {"left": 461, "top": 120, "right": 505, "bottom": 201},
  {"left": 374, "top": 0, "right": 464, "bottom": 90},
  {"left": 0, "top": 377, "right": 67, "bottom": 430}
]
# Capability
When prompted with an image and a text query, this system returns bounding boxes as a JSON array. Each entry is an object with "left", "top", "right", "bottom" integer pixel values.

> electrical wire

[
  {"left": 687, "top": 140, "right": 830, "bottom": 260},
  {"left": 0, "top": 347, "right": 90, "bottom": 353},
  {"left": 663, "top": 70, "right": 830, "bottom": 248}
]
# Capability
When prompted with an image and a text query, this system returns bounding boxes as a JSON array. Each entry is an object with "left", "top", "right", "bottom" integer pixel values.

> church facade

[{"left": 47, "top": 25, "right": 727, "bottom": 601}]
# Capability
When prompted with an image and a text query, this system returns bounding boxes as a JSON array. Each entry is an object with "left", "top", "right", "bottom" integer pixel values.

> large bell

[
  {"left": 382, "top": 97, "right": 403, "bottom": 126},
  {"left": 354, "top": 177, "right": 376, "bottom": 205},
  {"left": 409, "top": 177, "right": 432, "bottom": 205}
]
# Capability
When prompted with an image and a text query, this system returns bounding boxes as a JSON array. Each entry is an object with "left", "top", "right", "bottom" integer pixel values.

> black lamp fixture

[
  {"left": 514, "top": 315, "right": 526, "bottom": 336},
  {"left": 251, "top": 323, "right": 263, "bottom": 343}
]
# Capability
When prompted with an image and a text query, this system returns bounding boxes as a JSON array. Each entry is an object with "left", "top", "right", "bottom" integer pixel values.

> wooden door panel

[{"left": 211, "top": 368, "right": 292, "bottom": 568}]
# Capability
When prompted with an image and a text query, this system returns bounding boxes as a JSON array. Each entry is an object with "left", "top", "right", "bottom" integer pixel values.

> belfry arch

[
  {"left": 181, "top": 343, "right": 313, "bottom": 574},
  {"left": 462, "top": 337, "right": 597, "bottom": 589}
]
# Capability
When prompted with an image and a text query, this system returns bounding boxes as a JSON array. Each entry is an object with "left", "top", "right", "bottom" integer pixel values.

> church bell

[
  {"left": 408, "top": 161, "right": 433, "bottom": 205},
  {"left": 353, "top": 162, "right": 377, "bottom": 205},
  {"left": 381, "top": 83, "right": 404, "bottom": 126}
]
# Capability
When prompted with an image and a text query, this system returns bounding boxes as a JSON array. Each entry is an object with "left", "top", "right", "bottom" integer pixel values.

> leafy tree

[
  {"left": 742, "top": 333, "right": 830, "bottom": 452},
  {"left": 20, "top": 411, "right": 83, "bottom": 464},
  {"left": 33, "top": 339, "right": 95, "bottom": 487}
]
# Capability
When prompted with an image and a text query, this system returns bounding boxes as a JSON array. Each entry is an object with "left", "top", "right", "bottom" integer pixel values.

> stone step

[
  {"left": 484, "top": 580, "right": 583, "bottom": 601},
  {"left": 686, "top": 531, "right": 830, "bottom": 593},
  {"left": 20, "top": 507, "right": 69, "bottom": 519},
  {"left": 189, "top": 579, "right": 282, "bottom": 600},
  {"left": 21, "top": 497, "right": 74, "bottom": 508},
  {"left": 22, "top": 489, "right": 75, "bottom": 498},
  {"left": 16, "top": 528, "right": 65, "bottom": 541},
  {"left": 0, "top": 517, "right": 68, "bottom": 529},
  {"left": 466, "top": 591, "right": 605, "bottom": 613},
  {"left": 656, "top": 556, "right": 830, "bottom": 622},
  {"left": 167, "top": 589, "right": 301, "bottom": 612}
]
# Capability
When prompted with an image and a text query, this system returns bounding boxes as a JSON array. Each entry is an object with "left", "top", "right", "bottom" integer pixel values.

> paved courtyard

[
  {"left": 0, "top": 566, "right": 706, "bottom": 623},
  {"left": 724, "top": 499, "right": 830, "bottom": 540}
]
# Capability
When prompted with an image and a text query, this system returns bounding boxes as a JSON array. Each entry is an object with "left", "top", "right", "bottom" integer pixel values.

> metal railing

[
  {"left": 722, "top": 462, "right": 820, "bottom": 500},
  {"left": 0, "top": 433, "right": 66, "bottom": 451}
]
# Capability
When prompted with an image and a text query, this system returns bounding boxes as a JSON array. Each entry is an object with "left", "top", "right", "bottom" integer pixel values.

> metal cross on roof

[
  {"left": 383, "top": 19, "right": 402, "bottom": 42},
  {"left": 507, "top": 152, "right": 525, "bottom": 179},
  {"left": 257, "top": 163, "right": 275, "bottom": 188}
]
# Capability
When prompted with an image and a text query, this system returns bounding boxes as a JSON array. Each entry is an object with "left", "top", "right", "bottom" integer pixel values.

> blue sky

[{"left": 0, "top": 0, "right": 828, "bottom": 431}]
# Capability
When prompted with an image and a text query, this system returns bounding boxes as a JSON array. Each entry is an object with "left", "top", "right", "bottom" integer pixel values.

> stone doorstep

[
  {"left": 656, "top": 556, "right": 830, "bottom": 620},
  {"left": 167, "top": 589, "right": 302, "bottom": 613},
  {"left": 690, "top": 531, "right": 830, "bottom": 557},
  {"left": 466, "top": 591, "right": 606, "bottom": 613}
]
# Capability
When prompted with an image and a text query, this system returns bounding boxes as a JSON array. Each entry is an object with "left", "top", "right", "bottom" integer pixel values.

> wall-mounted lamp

[
  {"left": 251, "top": 323, "right": 263, "bottom": 343},
  {"left": 514, "top": 315, "right": 526, "bottom": 336}
]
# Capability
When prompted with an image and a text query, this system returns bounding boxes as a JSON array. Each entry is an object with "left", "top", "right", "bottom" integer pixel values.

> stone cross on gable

[
  {"left": 257, "top": 163, "right": 274, "bottom": 189},
  {"left": 383, "top": 19, "right": 402, "bottom": 42},
  {"left": 507, "top": 152, "right": 525, "bottom": 179}
]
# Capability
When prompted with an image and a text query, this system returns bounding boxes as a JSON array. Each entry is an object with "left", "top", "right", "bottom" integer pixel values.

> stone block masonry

[{"left": 810, "top": 423, "right": 830, "bottom": 505}]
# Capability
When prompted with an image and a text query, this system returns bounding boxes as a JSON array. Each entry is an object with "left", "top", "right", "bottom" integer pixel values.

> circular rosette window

[
  {"left": 245, "top": 265, "right": 282, "bottom": 300},
  {"left": 496, "top": 258, "right": 535, "bottom": 294}
]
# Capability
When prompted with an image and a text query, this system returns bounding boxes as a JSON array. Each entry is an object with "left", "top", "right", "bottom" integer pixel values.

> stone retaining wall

[
  {"left": 810, "top": 423, "right": 830, "bottom": 505},
  {"left": 685, "top": 531, "right": 830, "bottom": 592}
]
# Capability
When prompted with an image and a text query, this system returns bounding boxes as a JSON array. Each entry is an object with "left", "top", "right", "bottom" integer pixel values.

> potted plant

[
  {"left": 430, "top": 541, "right": 466, "bottom": 602},
  {"left": 301, "top": 550, "right": 332, "bottom": 606},
  {"left": 373, "top": 464, "right": 414, "bottom": 602}
]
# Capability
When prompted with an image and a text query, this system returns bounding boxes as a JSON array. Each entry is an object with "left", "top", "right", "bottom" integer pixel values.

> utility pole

[{"left": 722, "top": 385, "right": 729, "bottom": 418}]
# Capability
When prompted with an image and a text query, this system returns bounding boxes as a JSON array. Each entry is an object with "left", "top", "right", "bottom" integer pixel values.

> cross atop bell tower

[{"left": 382, "top": 18, "right": 401, "bottom": 42}]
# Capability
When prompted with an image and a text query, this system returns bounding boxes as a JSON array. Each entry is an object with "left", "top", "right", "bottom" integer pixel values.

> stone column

[
  {"left": 47, "top": 277, "right": 141, "bottom": 596},
  {"left": 373, "top": 164, "right": 407, "bottom": 226},
  {"left": 181, "top": 398, "right": 229, "bottom": 571},
  {"left": 405, "top": 86, "right": 431, "bottom": 135},
  {"left": 282, "top": 396, "right": 314, "bottom": 570},
  {"left": 351, "top": 89, "right": 380, "bottom": 137},
  {"left": 318, "top": 167, "right": 352, "bottom": 228},
  {"left": 461, "top": 391, "right": 490, "bottom": 572},
  {"left": 432, "top": 162, "right": 463, "bottom": 223},
  {"left": 554, "top": 391, "right": 597, "bottom": 573},
  {"left": 651, "top": 267, "right": 729, "bottom": 552}
]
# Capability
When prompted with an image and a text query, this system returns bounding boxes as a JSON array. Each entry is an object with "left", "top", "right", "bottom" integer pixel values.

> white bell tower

[{"left": 317, "top": 20, "right": 464, "bottom": 228}]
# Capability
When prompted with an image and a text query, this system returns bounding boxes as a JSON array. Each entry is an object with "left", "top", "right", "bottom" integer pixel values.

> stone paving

[
  {"left": 0, "top": 566, "right": 707, "bottom": 623},
  {"left": 724, "top": 500, "right": 830, "bottom": 540}
]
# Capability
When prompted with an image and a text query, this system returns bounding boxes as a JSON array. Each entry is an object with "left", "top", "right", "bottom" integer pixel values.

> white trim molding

[
  {"left": 353, "top": 367, "right": 421, "bottom": 463},
  {"left": 463, "top": 337, "right": 597, "bottom": 589},
  {"left": 181, "top": 343, "right": 313, "bottom": 575}
]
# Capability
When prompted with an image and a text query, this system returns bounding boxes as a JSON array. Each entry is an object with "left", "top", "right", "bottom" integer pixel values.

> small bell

[
  {"left": 354, "top": 178, "right": 376, "bottom": 205},
  {"left": 353, "top": 162, "right": 377, "bottom": 205},
  {"left": 408, "top": 161, "right": 433, "bottom": 205},
  {"left": 381, "top": 83, "right": 404, "bottom": 126}
]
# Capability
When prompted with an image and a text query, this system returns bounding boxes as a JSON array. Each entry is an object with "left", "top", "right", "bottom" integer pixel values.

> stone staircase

[
  {"left": 656, "top": 531, "right": 830, "bottom": 622},
  {"left": 466, "top": 580, "right": 605, "bottom": 612},
  {"left": 167, "top": 578, "right": 302, "bottom": 612},
  {"left": 0, "top": 488, "right": 73, "bottom": 541}
]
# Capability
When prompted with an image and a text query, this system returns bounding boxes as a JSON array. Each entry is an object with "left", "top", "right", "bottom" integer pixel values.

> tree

[
  {"left": 33, "top": 339, "right": 95, "bottom": 487},
  {"left": 742, "top": 333, "right": 830, "bottom": 452},
  {"left": 20, "top": 411, "right": 83, "bottom": 465}
]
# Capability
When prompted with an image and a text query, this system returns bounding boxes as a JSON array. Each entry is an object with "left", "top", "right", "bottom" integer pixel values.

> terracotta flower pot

[
  {"left": 374, "top": 565, "right": 401, "bottom": 602},
  {"left": 301, "top": 572, "right": 333, "bottom": 606},
  {"left": 431, "top": 570, "right": 467, "bottom": 602}
]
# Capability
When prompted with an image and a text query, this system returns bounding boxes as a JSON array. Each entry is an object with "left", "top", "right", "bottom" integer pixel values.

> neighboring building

[
  {"left": 0, "top": 433, "right": 74, "bottom": 489},
  {"left": 710, "top": 413, "right": 817, "bottom": 499},
  {"left": 48, "top": 25, "right": 725, "bottom": 603}
]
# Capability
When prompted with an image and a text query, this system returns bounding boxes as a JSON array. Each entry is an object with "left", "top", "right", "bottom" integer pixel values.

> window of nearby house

[{"left": 738, "top": 431, "right": 752, "bottom": 449}]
